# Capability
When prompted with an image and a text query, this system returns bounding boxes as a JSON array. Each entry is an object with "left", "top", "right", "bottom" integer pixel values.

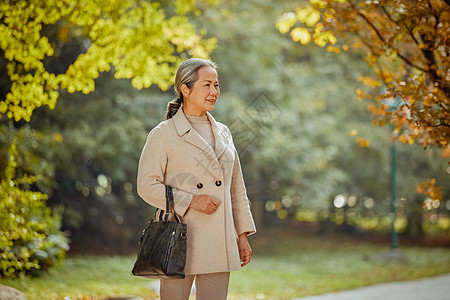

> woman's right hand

[{"left": 189, "top": 195, "right": 219, "bottom": 214}]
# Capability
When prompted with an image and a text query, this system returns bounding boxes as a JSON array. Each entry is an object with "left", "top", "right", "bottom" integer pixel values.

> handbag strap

[{"left": 164, "top": 185, "right": 182, "bottom": 223}]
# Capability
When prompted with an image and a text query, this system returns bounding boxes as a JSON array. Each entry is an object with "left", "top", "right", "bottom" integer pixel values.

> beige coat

[{"left": 137, "top": 107, "right": 256, "bottom": 275}]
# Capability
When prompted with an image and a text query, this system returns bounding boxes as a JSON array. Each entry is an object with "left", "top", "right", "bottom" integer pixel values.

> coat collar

[{"left": 172, "top": 106, "right": 231, "bottom": 160}]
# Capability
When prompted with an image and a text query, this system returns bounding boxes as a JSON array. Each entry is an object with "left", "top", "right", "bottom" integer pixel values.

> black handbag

[{"left": 132, "top": 185, "right": 187, "bottom": 279}]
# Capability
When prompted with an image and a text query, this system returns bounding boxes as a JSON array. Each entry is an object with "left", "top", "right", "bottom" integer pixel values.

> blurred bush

[{"left": 0, "top": 141, "right": 69, "bottom": 278}]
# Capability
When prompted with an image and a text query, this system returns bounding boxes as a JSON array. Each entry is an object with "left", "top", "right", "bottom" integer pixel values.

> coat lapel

[
  {"left": 172, "top": 107, "right": 231, "bottom": 163},
  {"left": 206, "top": 111, "right": 231, "bottom": 160}
]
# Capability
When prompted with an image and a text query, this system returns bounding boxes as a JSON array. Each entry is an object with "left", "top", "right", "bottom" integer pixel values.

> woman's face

[{"left": 182, "top": 66, "right": 220, "bottom": 116}]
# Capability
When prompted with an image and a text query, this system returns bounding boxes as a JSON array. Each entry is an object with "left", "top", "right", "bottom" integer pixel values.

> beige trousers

[{"left": 160, "top": 272, "right": 230, "bottom": 300}]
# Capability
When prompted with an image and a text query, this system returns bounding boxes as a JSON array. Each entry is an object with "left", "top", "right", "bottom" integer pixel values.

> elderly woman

[{"left": 137, "top": 58, "right": 256, "bottom": 300}]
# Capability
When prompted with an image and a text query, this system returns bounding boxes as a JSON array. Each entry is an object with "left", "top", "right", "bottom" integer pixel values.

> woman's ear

[{"left": 181, "top": 84, "right": 190, "bottom": 98}]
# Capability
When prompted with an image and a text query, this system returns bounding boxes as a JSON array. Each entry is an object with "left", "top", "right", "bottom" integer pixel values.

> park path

[
  {"left": 294, "top": 273, "right": 450, "bottom": 300},
  {"left": 145, "top": 273, "right": 450, "bottom": 299}
]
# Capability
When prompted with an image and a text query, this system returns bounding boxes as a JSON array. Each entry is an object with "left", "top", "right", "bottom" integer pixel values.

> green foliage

[
  {"left": 0, "top": 122, "right": 60, "bottom": 196},
  {"left": 0, "top": 141, "right": 69, "bottom": 279},
  {"left": 0, "top": 0, "right": 216, "bottom": 121}
]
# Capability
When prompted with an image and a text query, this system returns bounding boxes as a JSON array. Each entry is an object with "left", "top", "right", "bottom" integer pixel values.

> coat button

[
  {"left": 215, "top": 180, "right": 222, "bottom": 186},
  {"left": 197, "top": 183, "right": 203, "bottom": 189}
]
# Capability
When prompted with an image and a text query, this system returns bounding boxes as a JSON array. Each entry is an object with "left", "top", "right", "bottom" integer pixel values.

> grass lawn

[
  {"left": 1, "top": 230, "right": 449, "bottom": 299},
  {"left": 230, "top": 230, "right": 450, "bottom": 299}
]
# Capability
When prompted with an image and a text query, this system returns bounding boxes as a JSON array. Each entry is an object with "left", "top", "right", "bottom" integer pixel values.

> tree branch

[
  {"left": 375, "top": 61, "right": 389, "bottom": 87},
  {"left": 349, "top": 2, "right": 427, "bottom": 72},
  {"left": 397, "top": 52, "right": 427, "bottom": 72},
  {"left": 405, "top": 26, "right": 422, "bottom": 48},
  {"left": 351, "top": 3, "right": 386, "bottom": 43},
  {"left": 426, "top": 0, "right": 435, "bottom": 12},
  {"left": 380, "top": 5, "right": 395, "bottom": 26},
  {"left": 380, "top": 5, "right": 422, "bottom": 47},
  {"left": 426, "top": 0, "right": 440, "bottom": 41},
  {"left": 381, "top": 2, "right": 447, "bottom": 97}
]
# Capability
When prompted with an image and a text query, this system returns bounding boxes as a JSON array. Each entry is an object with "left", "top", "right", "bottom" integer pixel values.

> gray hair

[{"left": 166, "top": 58, "right": 218, "bottom": 119}]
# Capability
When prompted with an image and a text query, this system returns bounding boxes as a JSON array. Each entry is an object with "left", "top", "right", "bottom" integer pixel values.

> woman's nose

[{"left": 210, "top": 86, "right": 218, "bottom": 95}]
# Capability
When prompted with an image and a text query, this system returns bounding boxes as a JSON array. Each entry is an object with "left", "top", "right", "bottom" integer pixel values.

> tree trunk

[{"left": 404, "top": 195, "right": 424, "bottom": 242}]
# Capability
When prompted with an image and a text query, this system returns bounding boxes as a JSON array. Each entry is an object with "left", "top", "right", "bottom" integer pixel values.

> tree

[
  {"left": 0, "top": 0, "right": 216, "bottom": 276},
  {"left": 277, "top": 0, "right": 450, "bottom": 152},
  {"left": 0, "top": 0, "right": 216, "bottom": 121}
]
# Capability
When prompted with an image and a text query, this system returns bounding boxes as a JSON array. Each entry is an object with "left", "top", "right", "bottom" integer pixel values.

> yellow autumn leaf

[
  {"left": 356, "top": 88, "right": 364, "bottom": 101},
  {"left": 417, "top": 179, "right": 442, "bottom": 200},
  {"left": 314, "top": 30, "right": 336, "bottom": 47},
  {"left": 356, "top": 137, "right": 370, "bottom": 147},
  {"left": 314, "top": 22, "right": 324, "bottom": 35},
  {"left": 295, "top": 7, "right": 313, "bottom": 23},
  {"left": 328, "top": 33, "right": 337, "bottom": 45},
  {"left": 326, "top": 45, "right": 340, "bottom": 53},
  {"left": 305, "top": 10, "right": 321, "bottom": 27},
  {"left": 359, "top": 76, "right": 382, "bottom": 88},
  {"left": 352, "top": 41, "right": 363, "bottom": 49},
  {"left": 290, "top": 27, "right": 311, "bottom": 44},
  {"left": 361, "top": 139, "right": 369, "bottom": 147},
  {"left": 276, "top": 12, "right": 297, "bottom": 34},
  {"left": 309, "top": 0, "right": 327, "bottom": 9}
]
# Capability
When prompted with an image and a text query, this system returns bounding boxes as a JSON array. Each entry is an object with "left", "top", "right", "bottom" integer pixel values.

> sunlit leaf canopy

[
  {"left": 0, "top": 0, "right": 217, "bottom": 121},
  {"left": 278, "top": 0, "right": 450, "bottom": 151}
]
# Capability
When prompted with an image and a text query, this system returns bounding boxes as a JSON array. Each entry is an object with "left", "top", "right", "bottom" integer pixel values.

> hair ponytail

[
  {"left": 166, "top": 97, "right": 182, "bottom": 119},
  {"left": 165, "top": 58, "right": 217, "bottom": 119}
]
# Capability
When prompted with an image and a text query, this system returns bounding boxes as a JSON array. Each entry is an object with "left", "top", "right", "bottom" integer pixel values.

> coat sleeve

[
  {"left": 136, "top": 127, "right": 193, "bottom": 216},
  {"left": 230, "top": 147, "right": 257, "bottom": 237}
]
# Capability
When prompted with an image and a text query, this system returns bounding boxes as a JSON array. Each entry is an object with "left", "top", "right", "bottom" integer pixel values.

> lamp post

[
  {"left": 384, "top": 93, "right": 402, "bottom": 250},
  {"left": 390, "top": 138, "right": 398, "bottom": 249},
  {"left": 369, "top": 90, "right": 407, "bottom": 262}
]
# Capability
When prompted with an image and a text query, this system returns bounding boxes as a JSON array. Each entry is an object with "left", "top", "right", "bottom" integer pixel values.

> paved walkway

[
  {"left": 295, "top": 273, "right": 450, "bottom": 300},
  {"left": 145, "top": 274, "right": 450, "bottom": 299}
]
